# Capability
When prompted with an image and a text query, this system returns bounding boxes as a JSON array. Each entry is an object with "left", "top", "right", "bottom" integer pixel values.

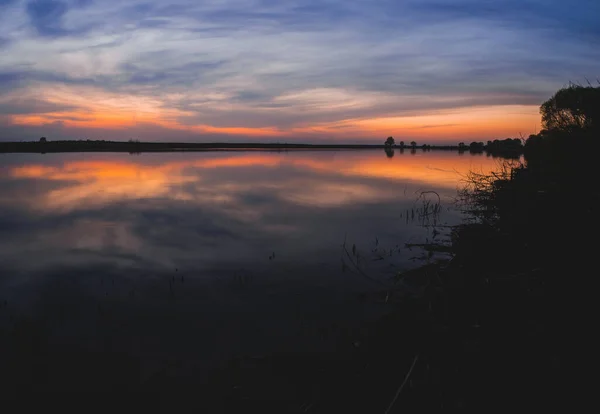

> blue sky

[{"left": 0, "top": 0, "right": 598, "bottom": 143}]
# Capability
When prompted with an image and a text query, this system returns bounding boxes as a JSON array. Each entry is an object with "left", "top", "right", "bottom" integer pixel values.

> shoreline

[
  {"left": 1, "top": 140, "right": 462, "bottom": 153},
  {"left": 0, "top": 140, "right": 523, "bottom": 158}
]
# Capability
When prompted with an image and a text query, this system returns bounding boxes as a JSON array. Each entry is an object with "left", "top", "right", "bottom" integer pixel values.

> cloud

[
  {"left": 26, "top": 0, "right": 70, "bottom": 36},
  {"left": 0, "top": 0, "right": 598, "bottom": 142},
  {"left": 0, "top": 97, "right": 77, "bottom": 115}
]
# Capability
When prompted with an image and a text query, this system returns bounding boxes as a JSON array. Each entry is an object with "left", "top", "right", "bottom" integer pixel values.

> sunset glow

[{"left": 1, "top": 1, "right": 598, "bottom": 143}]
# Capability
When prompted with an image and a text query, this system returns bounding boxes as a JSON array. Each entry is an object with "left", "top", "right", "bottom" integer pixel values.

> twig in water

[
  {"left": 383, "top": 353, "right": 420, "bottom": 414},
  {"left": 342, "top": 243, "right": 386, "bottom": 286}
]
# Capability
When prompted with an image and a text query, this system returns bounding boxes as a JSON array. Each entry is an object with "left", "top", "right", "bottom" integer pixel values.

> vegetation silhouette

[
  {"left": 468, "top": 141, "right": 484, "bottom": 153},
  {"left": 484, "top": 138, "right": 522, "bottom": 158},
  {"left": 402, "top": 83, "right": 600, "bottom": 410},
  {"left": 337, "top": 82, "right": 598, "bottom": 410},
  {"left": 540, "top": 83, "right": 599, "bottom": 131}
]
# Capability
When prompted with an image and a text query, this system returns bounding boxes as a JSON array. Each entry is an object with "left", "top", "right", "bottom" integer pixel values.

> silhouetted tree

[
  {"left": 39, "top": 137, "right": 47, "bottom": 143},
  {"left": 469, "top": 141, "right": 485, "bottom": 153},
  {"left": 399, "top": 141, "right": 405, "bottom": 149},
  {"left": 485, "top": 138, "right": 523, "bottom": 158},
  {"left": 385, "top": 136, "right": 395, "bottom": 147},
  {"left": 540, "top": 84, "right": 600, "bottom": 131},
  {"left": 410, "top": 141, "right": 417, "bottom": 149}
]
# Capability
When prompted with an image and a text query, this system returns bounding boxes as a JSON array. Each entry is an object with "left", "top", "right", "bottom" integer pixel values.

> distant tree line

[
  {"left": 383, "top": 135, "right": 526, "bottom": 157},
  {"left": 383, "top": 137, "right": 425, "bottom": 150},
  {"left": 455, "top": 138, "right": 523, "bottom": 157}
]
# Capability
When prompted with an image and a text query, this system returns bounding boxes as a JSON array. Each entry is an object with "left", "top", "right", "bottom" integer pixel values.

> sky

[{"left": 0, "top": 0, "right": 598, "bottom": 144}]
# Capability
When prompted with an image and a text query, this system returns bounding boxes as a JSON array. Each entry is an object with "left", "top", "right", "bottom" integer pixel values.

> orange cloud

[
  {"left": 325, "top": 105, "right": 540, "bottom": 140},
  {"left": 4, "top": 83, "right": 540, "bottom": 142}
]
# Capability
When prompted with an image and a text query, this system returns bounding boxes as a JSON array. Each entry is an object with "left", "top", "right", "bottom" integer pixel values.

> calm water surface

[{"left": 0, "top": 149, "right": 503, "bottom": 375}]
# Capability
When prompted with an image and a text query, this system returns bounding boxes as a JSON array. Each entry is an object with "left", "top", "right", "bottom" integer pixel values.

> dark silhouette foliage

[
  {"left": 526, "top": 84, "right": 599, "bottom": 171},
  {"left": 540, "top": 84, "right": 600, "bottom": 131},
  {"left": 485, "top": 138, "right": 522, "bottom": 158},
  {"left": 469, "top": 141, "right": 485, "bottom": 153},
  {"left": 448, "top": 83, "right": 599, "bottom": 410}
]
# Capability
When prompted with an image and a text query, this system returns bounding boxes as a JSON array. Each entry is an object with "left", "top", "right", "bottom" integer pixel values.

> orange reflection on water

[
  {"left": 11, "top": 161, "right": 198, "bottom": 211},
  {"left": 9, "top": 151, "right": 505, "bottom": 212},
  {"left": 293, "top": 151, "right": 503, "bottom": 188}
]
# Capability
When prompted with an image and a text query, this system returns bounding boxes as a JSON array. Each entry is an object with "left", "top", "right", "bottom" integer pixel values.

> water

[{"left": 0, "top": 149, "right": 503, "bottom": 378}]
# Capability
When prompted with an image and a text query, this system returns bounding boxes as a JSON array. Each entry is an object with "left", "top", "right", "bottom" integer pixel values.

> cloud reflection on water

[
  {"left": 0, "top": 150, "right": 502, "bottom": 280},
  {"left": 6, "top": 150, "right": 499, "bottom": 211}
]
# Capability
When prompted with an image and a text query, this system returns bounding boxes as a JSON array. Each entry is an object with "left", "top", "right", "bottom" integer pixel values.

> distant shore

[
  {"left": 0, "top": 140, "right": 455, "bottom": 153},
  {"left": 0, "top": 140, "right": 520, "bottom": 155}
]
